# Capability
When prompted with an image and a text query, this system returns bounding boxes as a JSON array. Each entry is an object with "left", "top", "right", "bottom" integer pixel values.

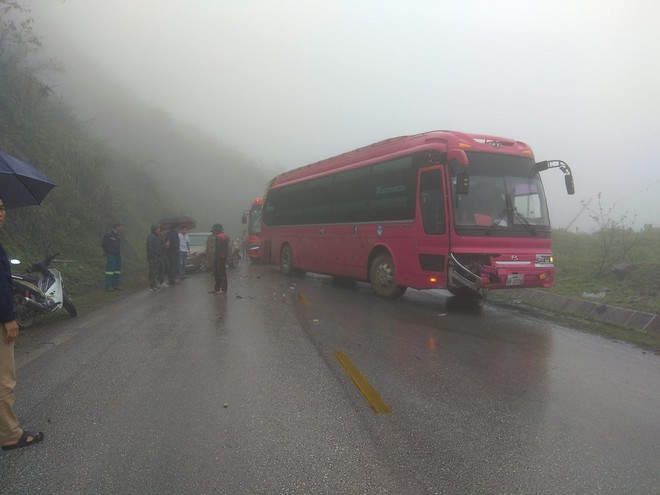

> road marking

[{"left": 333, "top": 351, "right": 391, "bottom": 414}]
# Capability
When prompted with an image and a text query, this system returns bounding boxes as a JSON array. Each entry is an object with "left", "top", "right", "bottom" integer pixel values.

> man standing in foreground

[
  {"left": 0, "top": 196, "right": 44, "bottom": 450},
  {"left": 102, "top": 222, "right": 123, "bottom": 291},
  {"left": 208, "top": 223, "right": 229, "bottom": 295}
]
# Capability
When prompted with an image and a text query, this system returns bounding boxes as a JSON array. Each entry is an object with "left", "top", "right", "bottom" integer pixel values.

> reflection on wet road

[{"left": 4, "top": 262, "right": 659, "bottom": 494}]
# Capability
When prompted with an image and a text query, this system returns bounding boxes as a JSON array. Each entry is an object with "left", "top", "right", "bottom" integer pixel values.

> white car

[{"left": 185, "top": 232, "right": 211, "bottom": 272}]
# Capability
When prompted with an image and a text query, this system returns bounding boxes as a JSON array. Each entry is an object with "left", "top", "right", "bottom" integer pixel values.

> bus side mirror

[
  {"left": 565, "top": 174, "right": 575, "bottom": 195},
  {"left": 534, "top": 161, "right": 549, "bottom": 172},
  {"left": 448, "top": 149, "right": 469, "bottom": 194},
  {"left": 535, "top": 159, "right": 575, "bottom": 195},
  {"left": 242, "top": 212, "right": 248, "bottom": 224},
  {"left": 447, "top": 149, "right": 468, "bottom": 166}
]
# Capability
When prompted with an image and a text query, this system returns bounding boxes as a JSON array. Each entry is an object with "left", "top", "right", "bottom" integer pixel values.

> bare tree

[
  {"left": 0, "top": 0, "right": 41, "bottom": 67},
  {"left": 586, "top": 192, "right": 640, "bottom": 277}
]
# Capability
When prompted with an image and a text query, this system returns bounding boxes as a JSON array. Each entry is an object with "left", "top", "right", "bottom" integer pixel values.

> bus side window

[{"left": 419, "top": 169, "right": 445, "bottom": 234}]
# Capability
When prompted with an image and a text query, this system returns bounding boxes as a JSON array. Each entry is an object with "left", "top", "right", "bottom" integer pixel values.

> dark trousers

[
  {"left": 214, "top": 258, "right": 227, "bottom": 292},
  {"left": 148, "top": 257, "right": 159, "bottom": 288},
  {"left": 167, "top": 251, "right": 178, "bottom": 284},
  {"left": 105, "top": 254, "right": 121, "bottom": 289},
  {"left": 158, "top": 255, "right": 166, "bottom": 284}
]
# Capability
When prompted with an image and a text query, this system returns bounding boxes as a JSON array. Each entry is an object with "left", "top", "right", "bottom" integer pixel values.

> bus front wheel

[
  {"left": 447, "top": 286, "right": 484, "bottom": 300},
  {"left": 370, "top": 253, "right": 407, "bottom": 299}
]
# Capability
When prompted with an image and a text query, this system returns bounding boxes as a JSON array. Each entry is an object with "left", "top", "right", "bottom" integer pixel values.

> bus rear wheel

[
  {"left": 280, "top": 244, "right": 293, "bottom": 275},
  {"left": 280, "top": 244, "right": 305, "bottom": 277},
  {"left": 369, "top": 252, "right": 407, "bottom": 299}
]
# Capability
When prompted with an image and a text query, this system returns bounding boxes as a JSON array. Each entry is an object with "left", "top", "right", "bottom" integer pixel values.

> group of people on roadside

[
  {"left": 144, "top": 223, "right": 192, "bottom": 291},
  {"left": 146, "top": 223, "right": 230, "bottom": 294},
  {"left": 0, "top": 210, "right": 233, "bottom": 454},
  {"left": 102, "top": 221, "right": 231, "bottom": 295}
]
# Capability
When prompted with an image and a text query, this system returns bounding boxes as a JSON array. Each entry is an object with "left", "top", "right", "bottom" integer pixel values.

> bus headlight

[{"left": 536, "top": 254, "right": 554, "bottom": 264}]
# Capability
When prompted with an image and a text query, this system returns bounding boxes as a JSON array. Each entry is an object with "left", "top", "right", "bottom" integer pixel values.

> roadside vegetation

[
  {"left": 487, "top": 218, "right": 660, "bottom": 351},
  {"left": 0, "top": 1, "right": 269, "bottom": 293},
  {"left": 551, "top": 200, "right": 660, "bottom": 315},
  {"left": 513, "top": 203, "right": 660, "bottom": 351}
]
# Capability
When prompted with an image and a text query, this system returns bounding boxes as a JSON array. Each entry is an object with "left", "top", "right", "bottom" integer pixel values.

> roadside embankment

[{"left": 493, "top": 288, "right": 660, "bottom": 335}]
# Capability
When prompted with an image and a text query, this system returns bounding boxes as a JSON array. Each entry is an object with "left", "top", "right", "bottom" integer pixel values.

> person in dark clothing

[
  {"left": 208, "top": 223, "right": 229, "bottom": 294},
  {"left": 146, "top": 225, "right": 162, "bottom": 291},
  {"left": 164, "top": 225, "right": 180, "bottom": 286},
  {"left": 0, "top": 196, "right": 44, "bottom": 451},
  {"left": 157, "top": 226, "right": 167, "bottom": 286},
  {"left": 102, "top": 223, "right": 123, "bottom": 291}
]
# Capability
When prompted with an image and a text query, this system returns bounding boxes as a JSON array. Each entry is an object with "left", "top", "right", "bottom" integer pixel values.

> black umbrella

[
  {"left": 158, "top": 215, "right": 197, "bottom": 230},
  {"left": 0, "top": 151, "right": 56, "bottom": 209}
]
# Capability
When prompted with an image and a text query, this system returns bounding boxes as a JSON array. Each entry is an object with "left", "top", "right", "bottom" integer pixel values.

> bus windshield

[
  {"left": 249, "top": 208, "right": 262, "bottom": 235},
  {"left": 451, "top": 152, "right": 550, "bottom": 232}
]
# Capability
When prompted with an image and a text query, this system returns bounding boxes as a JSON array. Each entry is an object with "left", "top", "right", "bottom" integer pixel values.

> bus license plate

[{"left": 506, "top": 274, "right": 524, "bottom": 286}]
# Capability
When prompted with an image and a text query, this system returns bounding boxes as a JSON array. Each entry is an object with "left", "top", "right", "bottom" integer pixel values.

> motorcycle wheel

[
  {"left": 13, "top": 293, "right": 35, "bottom": 328},
  {"left": 63, "top": 292, "right": 77, "bottom": 318}
]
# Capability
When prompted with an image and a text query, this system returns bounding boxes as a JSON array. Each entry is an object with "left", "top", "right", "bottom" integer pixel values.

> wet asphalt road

[{"left": 1, "top": 261, "right": 659, "bottom": 494}]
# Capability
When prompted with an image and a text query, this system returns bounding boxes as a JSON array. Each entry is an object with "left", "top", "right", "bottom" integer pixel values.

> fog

[{"left": 29, "top": 0, "right": 660, "bottom": 231}]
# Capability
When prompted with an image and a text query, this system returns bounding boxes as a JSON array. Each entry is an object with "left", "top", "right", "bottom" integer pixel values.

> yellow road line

[{"left": 333, "top": 351, "right": 392, "bottom": 414}]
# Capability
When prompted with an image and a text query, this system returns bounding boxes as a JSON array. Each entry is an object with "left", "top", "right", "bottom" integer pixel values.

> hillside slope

[{"left": 0, "top": 2, "right": 270, "bottom": 289}]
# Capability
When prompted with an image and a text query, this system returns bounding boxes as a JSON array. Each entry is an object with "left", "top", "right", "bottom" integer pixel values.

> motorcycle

[{"left": 11, "top": 250, "right": 77, "bottom": 328}]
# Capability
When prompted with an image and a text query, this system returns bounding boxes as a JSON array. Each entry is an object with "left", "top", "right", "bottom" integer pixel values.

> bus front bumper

[{"left": 480, "top": 262, "right": 555, "bottom": 289}]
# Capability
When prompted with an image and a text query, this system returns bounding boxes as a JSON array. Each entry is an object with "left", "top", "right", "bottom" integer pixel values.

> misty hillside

[
  {"left": 0, "top": 2, "right": 270, "bottom": 289},
  {"left": 43, "top": 58, "right": 271, "bottom": 234}
]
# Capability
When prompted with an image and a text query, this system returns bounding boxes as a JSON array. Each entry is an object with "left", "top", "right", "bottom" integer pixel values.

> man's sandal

[{"left": 2, "top": 430, "right": 44, "bottom": 450}]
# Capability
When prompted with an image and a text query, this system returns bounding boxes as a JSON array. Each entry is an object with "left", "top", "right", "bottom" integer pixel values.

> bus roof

[{"left": 268, "top": 130, "right": 534, "bottom": 188}]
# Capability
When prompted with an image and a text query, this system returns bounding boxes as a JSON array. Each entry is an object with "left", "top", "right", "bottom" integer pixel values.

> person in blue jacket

[
  {"left": 0, "top": 196, "right": 44, "bottom": 450},
  {"left": 102, "top": 222, "right": 123, "bottom": 291}
]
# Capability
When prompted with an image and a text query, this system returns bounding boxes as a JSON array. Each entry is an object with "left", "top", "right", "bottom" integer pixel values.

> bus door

[{"left": 414, "top": 167, "right": 450, "bottom": 288}]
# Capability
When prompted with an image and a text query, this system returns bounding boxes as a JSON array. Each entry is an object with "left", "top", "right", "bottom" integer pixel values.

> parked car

[{"left": 186, "top": 232, "right": 211, "bottom": 272}]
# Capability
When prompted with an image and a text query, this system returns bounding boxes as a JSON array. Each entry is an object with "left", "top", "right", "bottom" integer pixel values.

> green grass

[
  {"left": 495, "top": 227, "right": 660, "bottom": 352},
  {"left": 551, "top": 229, "right": 660, "bottom": 314}
]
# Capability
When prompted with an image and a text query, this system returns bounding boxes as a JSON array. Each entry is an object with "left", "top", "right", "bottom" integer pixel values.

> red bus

[
  {"left": 241, "top": 197, "right": 263, "bottom": 262},
  {"left": 260, "top": 130, "right": 574, "bottom": 299}
]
